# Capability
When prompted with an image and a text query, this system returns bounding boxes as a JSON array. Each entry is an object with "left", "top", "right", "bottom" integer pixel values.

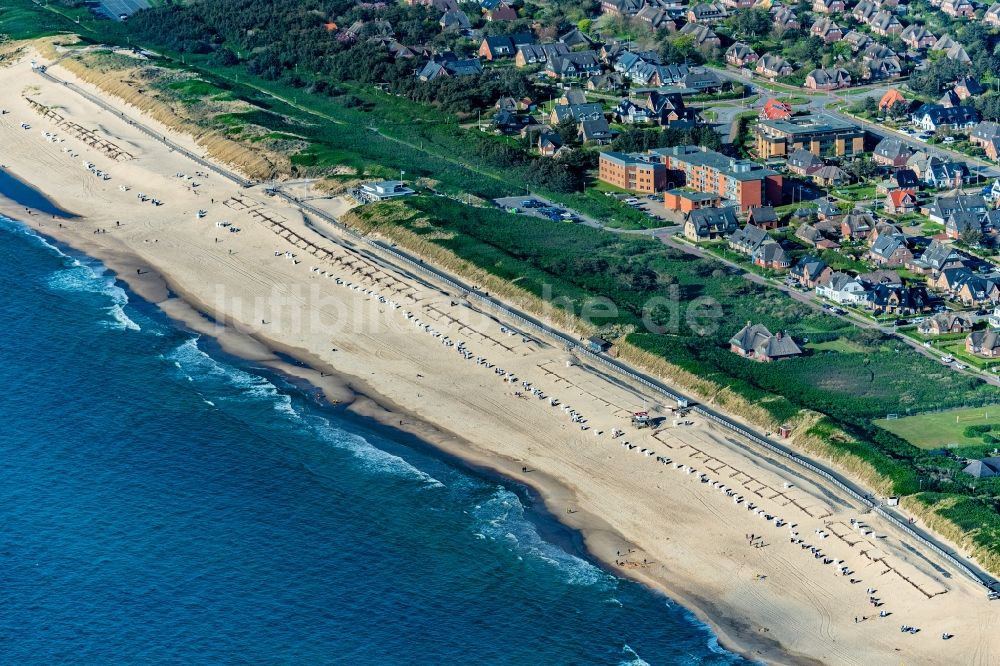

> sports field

[{"left": 875, "top": 407, "right": 1000, "bottom": 449}]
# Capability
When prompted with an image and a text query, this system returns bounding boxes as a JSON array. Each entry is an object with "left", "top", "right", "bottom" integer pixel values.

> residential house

[
  {"left": 941, "top": 0, "right": 975, "bottom": 17},
  {"left": 954, "top": 77, "right": 985, "bottom": 100},
  {"left": 870, "top": 10, "right": 903, "bottom": 35},
  {"left": 867, "top": 233, "right": 913, "bottom": 266},
  {"left": 643, "top": 92, "right": 697, "bottom": 126},
  {"left": 853, "top": 0, "right": 878, "bottom": 22},
  {"left": 863, "top": 57, "right": 902, "bottom": 82},
  {"left": 968, "top": 330, "right": 1000, "bottom": 357},
  {"left": 756, "top": 54, "right": 794, "bottom": 79},
  {"left": 906, "top": 151, "right": 940, "bottom": 180},
  {"left": 813, "top": 0, "right": 845, "bottom": 13},
  {"left": 797, "top": 223, "right": 842, "bottom": 250},
  {"left": 728, "top": 224, "right": 770, "bottom": 255},
  {"left": 919, "top": 313, "right": 972, "bottom": 335},
  {"left": 634, "top": 4, "right": 678, "bottom": 30},
  {"left": 817, "top": 272, "right": 870, "bottom": 304},
  {"left": 927, "top": 193, "right": 987, "bottom": 225},
  {"left": 879, "top": 89, "right": 908, "bottom": 113},
  {"left": 753, "top": 242, "right": 792, "bottom": 269},
  {"left": 558, "top": 89, "right": 587, "bottom": 106},
  {"left": 601, "top": 0, "right": 644, "bottom": 15},
  {"left": 841, "top": 210, "right": 876, "bottom": 240},
  {"left": 970, "top": 121, "right": 1000, "bottom": 161},
  {"left": 485, "top": 3, "right": 518, "bottom": 21},
  {"left": 684, "top": 206, "right": 740, "bottom": 241},
  {"left": 843, "top": 31, "right": 873, "bottom": 53},
  {"left": 963, "top": 457, "right": 1000, "bottom": 478},
  {"left": 986, "top": 2, "right": 1000, "bottom": 27},
  {"left": 873, "top": 138, "right": 912, "bottom": 168},
  {"left": 550, "top": 102, "right": 604, "bottom": 124},
  {"left": 787, "top": 148, "right": 824, "bottom": 176},
  {"left": 438, "top": 10, "right": 471, "bottom": 31},
  {"left": 478, "top": 33, "right": 534, "bottom": 60},
  {"left": 579, "top": 118, "right": 614, "bottom": 143},
  {"left": 598, "top": 152, "right": 667, "bottom": 192},
  {"left": 908, "top": 238, "right": 965, "bottom": 274},
  {"left": 586, "top": 72, "right": 625, "bottom": 92},
  {"left": 885, "top": 189, "right": 919, "bottom": 214},
  {"left": 925, "top": 161, "right": 968, "bottom": 189},
  {"left": 946, "top": 43, "right": 972, "bottom": 64},
  {"left": 416, "top": 53, "right": 482, "bottom": 80},
  {"left": 879, "top": 169, "right": 921, "bottom": 193},
  {"left": 515, "top": 43, "right": 570, "bottom": 67},
  {"left": 860, "top": 269, "right": 903, "bottom": 287},
  {"left": 614, "top": 99, "right": 652, "bottom": 124},
  {"left": 954, "top": 274, "right": 1000, "bottom": 306},
  {"left": 812, "top": 165, "right": 850, "bottom": 186},
  {"left": 805, "top": 68, "right": 851, "bottom": 91},
  {"left": 688, "top": 2, "right": 728, "bottom": 22},
  {"left": 868, "top": 284, "right": 931, "bottom": 315},
  {"left": 790, "top": 256, "right": 832, "bottom": 288},
  {"left": 761, "top": 99, "right": 793, "bottom": 121},
  {"left": 747, "top": 206, "right": 779, "bottom": 229},
  {"left": 546, "top": 51, "right": 602, "bottom": 79},
  {"left": 867, "top": 222, "right": 902, "bottom": 247},
  {"left": 558, "top": 27, "right": 595, "bottom": 49},
  {"left": 682, "top": 68, "right": 724, "bottom": 92},
  {"left": 537, "top": 132, "right": 563, "bottom": 157},
  {"left": 678, "top": 23, "right": 722, "bottom": 50},
  {"left": 726, "top": 42, "right": 758, "bottom": 67},
  {"left": 729, "top": 323, "right": 803, "bottom": 361},
  {"left": 811, "top": 18, "right": 844, "bottom": 44},
  {"left": 900, "top": 24, "right": 936, "bottom": 50},
  {"left": 910, "top": 104, "right": 980, "bottom": 132},
  {"left": 772, "top": 6, "right": 800, "bottom": 31}
]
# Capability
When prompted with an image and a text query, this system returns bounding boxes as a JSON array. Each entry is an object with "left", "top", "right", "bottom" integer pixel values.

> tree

[
  {"left": 961, "top": 227, "right": 984, "bottom": 247},
  {"left": 726, "top": 8, "right": 771, "bottom": 40}
]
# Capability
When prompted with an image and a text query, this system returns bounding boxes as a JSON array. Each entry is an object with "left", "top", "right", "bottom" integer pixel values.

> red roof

[
  {"left": 761, "top": 98, "right": 793, "bottom": 120},
  {"left": 879, "top": 88, "right": 906, "bottom": 111},
  {"left": 888, "top": 188, "right": 917, "bottom": 207}
]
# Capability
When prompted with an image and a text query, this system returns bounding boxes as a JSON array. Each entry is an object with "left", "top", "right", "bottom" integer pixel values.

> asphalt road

[{"left": 35, "top": 59, "right": 1000, "bottom": 592}]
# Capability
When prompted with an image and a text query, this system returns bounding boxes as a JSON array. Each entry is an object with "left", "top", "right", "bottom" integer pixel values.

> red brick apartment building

[
  {"left": 650, "top": 145, "right": 783, "bottom": 212},
  {"left": 597, "top": 152, "right": 667, "bottom": 193}
]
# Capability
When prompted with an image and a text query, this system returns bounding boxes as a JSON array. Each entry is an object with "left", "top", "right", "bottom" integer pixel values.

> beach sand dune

[{"left": 1, "top": 50, "right": 998, "bottom": 666}]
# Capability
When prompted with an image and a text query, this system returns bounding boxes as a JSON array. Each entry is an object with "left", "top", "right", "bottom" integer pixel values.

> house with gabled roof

[
  {"left": 760, "top": 99, "right": 793, "bottom": 121},
  {"left": 516, "top": 42, "right": 570, "bottom": 67},
  {"left": 678, "top": 22, "right": 722, "bottom": 49},
  {"left": 811, "top": 18, "right": 844, "bottom": 43},
  {"left": 841, "top": 210, "right": 876, "bottom": 240},
  {"left": 843, "top": 30, "right": 873, "bottom": 52},
  {"left": 817, "top": 272, "right": 869, "bottom": 304},
  {"left": 756, "top": 55, "right": 794, "bottom": 79},
  {"left": 927, "top": 193, "right": 987, "bottom": 225},
  {"left": 772, "top": 6, "right": 800, "bottom": 31},
  {"left": 941, "top": 0, "right": 974, "bottom": 18},
  {"left": 873, "top": 138, "right": 912, "bottom": 167},
  {"left": 813, "top": 0, "right": 845, "bottom": 13},
  {"left": 918, "top": 312, "right": 972, "bottom": 336},
  {"left": 970, "top": 122, "right": 1000, "bottom": 161},
  {"left": 900, "top": 24, "right": 936, "bottom": 50},
  {"left": 805, "top": 67, "right": 851, "bottom": 91},
  {"left": 545, "top": 51, "right": 602, "bottom": 79},
  {"left": 879, "top": 89, "right": 908, "bottom": 113},
  {"left": 911, "top": 103, "right": 980, "bottom": 132},
  {"left": 986, "top": 2, "right": 1000, "bottom": 27},
  {"left": 790, "top": 256, "right": 832, "bottom": 288},
  {"left": 479, "top": 32, "right": 535, "bottom": 60},
  {"left": 954, "top": 77, "right": 984, "bottom": 100},
  {"left": 726, "top": 42, "right": 758, "bottom": 67},
  {"left": 908, "top": 238, "right": 965, "bottom": 275},
  {"left": 885, "top": 189, "right": 919, "bottom": 215},
  {"left": 729, "top": 322, "right": 803, "bottom": 361},
  {"left": 967, "top": 330, "right": 1000, "bottom": 358},
  {"left": 869, "top": 10, "right": 902, "bottom": 36},
  {"left": 867, "top": 284, "right": 931, "bottom": 315},
  {"left": 787, "top": 148, "right": 824, "bottom": 176},
  {"left": 687, "top": 2, "right": 728, "bottom": 23},
  {"left": 748, "top": 205, "right": 779, "bottom": 229},
  {"left": 867, "top": 233, "right": 913, "bottom": 267},
  {"left": 684, "top": 206, "right": 739, "bottom": 241}
]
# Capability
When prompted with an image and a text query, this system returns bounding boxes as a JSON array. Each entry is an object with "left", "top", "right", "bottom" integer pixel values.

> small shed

[
  {"left": 587, "top": 336, "right": 611, "bottom": 353},
  {"left": 778, "top": 423, "right": 792, "bottom": 438}
]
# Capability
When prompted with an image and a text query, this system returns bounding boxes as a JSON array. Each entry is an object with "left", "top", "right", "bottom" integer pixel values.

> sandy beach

[{"left": 2, "top": 48, "right": 1000, "bottom": 665}]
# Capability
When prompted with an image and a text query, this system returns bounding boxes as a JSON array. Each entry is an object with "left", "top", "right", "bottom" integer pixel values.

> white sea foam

[
  {"left": 45, "top": 255, "right": 141, "bottom": 331},
  {"left": 473, "top": 485, "right": 611, "bottom": 588},
  {"left": 166, "top": 337, "right": 443, "bottom": 488},
  {"left": 619, "top": 644, "right": 651, "bottom": 666}
]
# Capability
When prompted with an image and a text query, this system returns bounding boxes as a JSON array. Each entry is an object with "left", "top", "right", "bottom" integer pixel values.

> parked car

[{"left": 943, "top": 136, "right": 955, "bottom": 144}]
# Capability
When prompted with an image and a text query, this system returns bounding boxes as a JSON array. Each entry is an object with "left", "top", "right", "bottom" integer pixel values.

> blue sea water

[{"left": 0, "top": 215, "right": 758, "bottom": 665}]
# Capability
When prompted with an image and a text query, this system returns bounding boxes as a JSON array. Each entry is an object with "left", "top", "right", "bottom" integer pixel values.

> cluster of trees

[{"left": 611, "top": 125, "right": 723, "bottom": 153}]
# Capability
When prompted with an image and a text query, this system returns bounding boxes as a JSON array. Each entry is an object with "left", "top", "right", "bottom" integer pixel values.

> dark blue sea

[{"left": 0, "top": 213, "right": 756, "bottom": 665}]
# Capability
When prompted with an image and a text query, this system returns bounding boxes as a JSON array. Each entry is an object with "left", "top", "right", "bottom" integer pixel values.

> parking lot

[{"left": 494, "top": 196, "right": 599, "bottom": 225}]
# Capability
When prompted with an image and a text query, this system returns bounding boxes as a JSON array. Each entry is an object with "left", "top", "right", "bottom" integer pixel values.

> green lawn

[
  {"left": 806, "top": 338, "right": 866, "bottom": 353},
  {"left": 875, "top": 407, "right": 1000, "bottom": 449}
]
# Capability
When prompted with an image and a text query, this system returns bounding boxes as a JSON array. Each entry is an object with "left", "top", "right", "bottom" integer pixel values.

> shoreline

[
  {"left": 0, "top": 202, "right": 780, "bottom": 664},
  {"left": 2, "top": 48, "right": 998, "bottom": 665}
]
